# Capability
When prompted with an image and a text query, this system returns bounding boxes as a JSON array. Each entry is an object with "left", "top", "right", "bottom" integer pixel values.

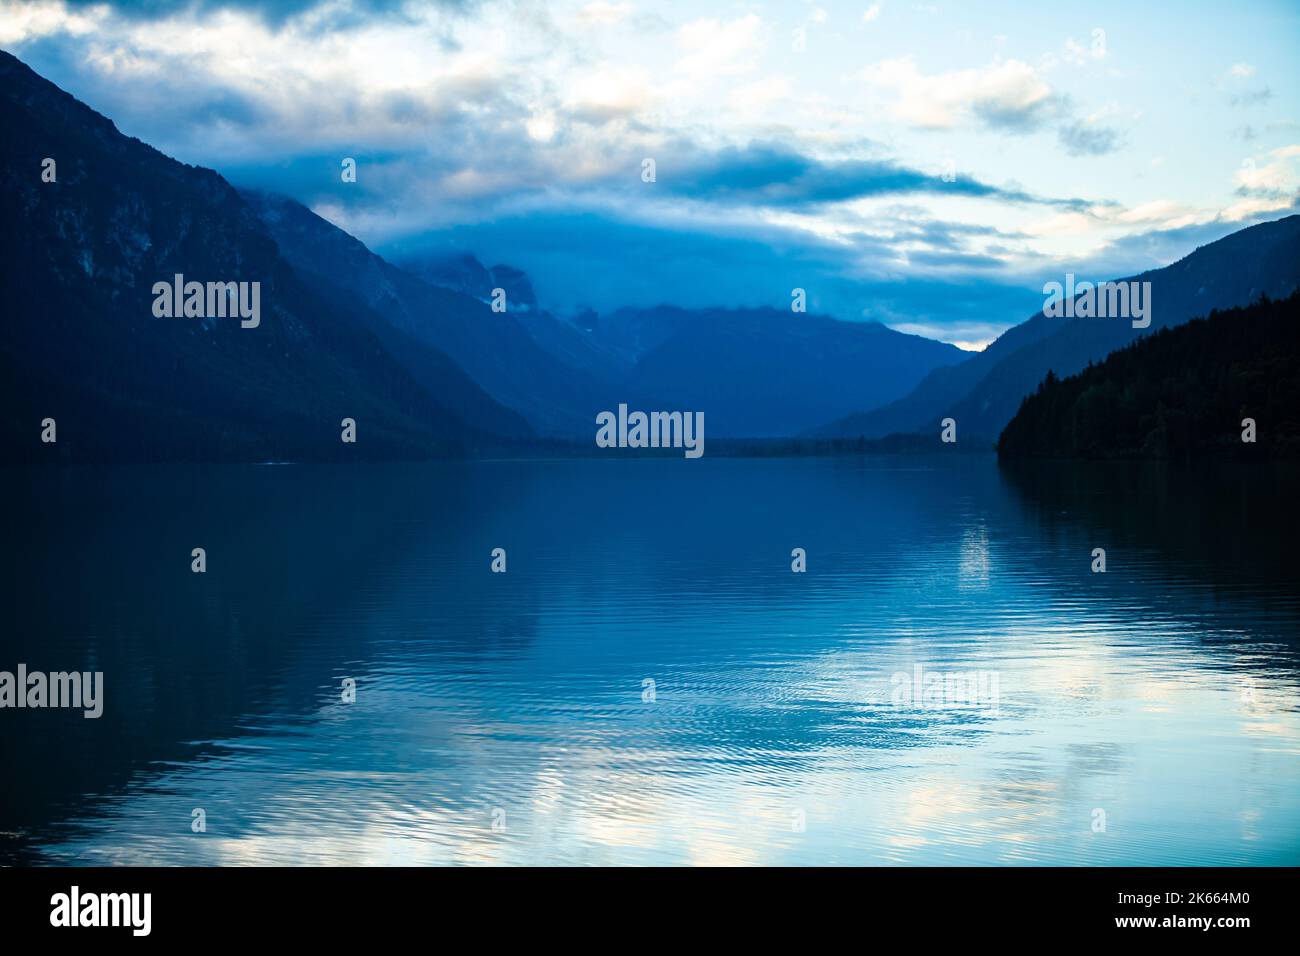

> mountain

[
  {"left": 243, "top": 193, "right": 615, "bottom": 438},
  {"left": 0, "top": 49, "right": 531, "bottom": 463},
  {"left": 397, "top": 251, "right": 540, "bottom": 312},
  {"left": 398, "top": 252, "right": 495, "bottom": 300},
  {"left": 997, "top": 291, "right": 1300, "bottom": 459},
  {"left": 816, "top": 215, "right": 1300, "bottom": 443},
  {"left": 596, "top": 306, "right": 969, "bottom": 437},
  {"left": 383, "top": 254, "right": 968, "bottom": 438}
]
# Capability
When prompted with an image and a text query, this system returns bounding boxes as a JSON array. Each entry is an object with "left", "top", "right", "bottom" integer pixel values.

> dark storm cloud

[{"left": 661, "top": 144, "right": 1093, "bottom": 210}]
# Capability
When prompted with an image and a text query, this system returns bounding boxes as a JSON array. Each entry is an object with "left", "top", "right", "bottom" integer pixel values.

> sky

[{"left": 3, "top": 0, "right": 1299, "bottom": 348}]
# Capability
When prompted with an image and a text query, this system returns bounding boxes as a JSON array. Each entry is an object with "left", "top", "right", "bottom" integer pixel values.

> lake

[{"left": 2, "top": 455, "right": 1298, "bottom": 865}]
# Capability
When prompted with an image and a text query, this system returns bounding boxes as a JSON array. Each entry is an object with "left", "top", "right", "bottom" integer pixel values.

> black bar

[{"left": 0, "top": 866, "right": 1289, "bottom": 942}]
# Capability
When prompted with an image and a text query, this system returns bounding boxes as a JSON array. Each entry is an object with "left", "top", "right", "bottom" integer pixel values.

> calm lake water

[{"left": 2, "top": 455, "right": 1298, "bottom": 866}]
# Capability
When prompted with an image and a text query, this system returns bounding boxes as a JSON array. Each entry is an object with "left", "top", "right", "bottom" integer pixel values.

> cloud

[
  {"left": 727, "top": 74, "right": 792, "bottom": 114},
  {"left": 673, "top": 14, "right": 765, "bottom": 81},
  {"left": 661, "top": 143, "right": 1091, "bottom": 210},
  {"left": 1218, "top": 60, "right": 1272, "bottom": 108},
  {"left": 1058, "top": 118, "right": 1122, "bottom": 156},
  {"left": 0, "top": 0, "right": 105, "bottom": 43},
  {"left": 862, "top": 53, "right": 1130, "bottom": 159},
  {"left": 380, "top": 206, "right": 1044, "bottom": 342},
  {"left": 575, "top": 1, "right": 632, "bottom": 27},
  {"left": 6, "top": 2, "right": 532, "bottom": 166},
  {"left": 1229, "top": 87, "right": 1273, "bottom": 107},
  {"left": 1234, "top": 144, "right": 1300, "bottom": 200},
  {"left": 1052, "top": 208, "right": 1300, "bottom": 282},
  {"left": 862, "top": 56, "right": 1061, "bottom": 132},
  {"left": 51, "top": 0, "right": 458, "bottom": 28},
  {"left": 1059, "top": 33, "right": 1106, "bottom": 66},
  {"left": 564, "top": 61, "right": 657, "bottom": 122}
]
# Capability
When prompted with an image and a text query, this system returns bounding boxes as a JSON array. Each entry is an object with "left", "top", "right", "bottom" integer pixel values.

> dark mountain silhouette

[
  {"left": 396, "top": 251, "right": 538, "bottom": 311},
  {"left": 367, "top": 261, "right": 969, "bottom": 437},
  {"left": 398, "top": 252, "right": 495, "bottom": 300},
  {"left": 997, "top": 292, "right": 1300, "bottom": 459},
  {"left": 815, "top": 215, "right": 1300, "bottom": 443},
  {"left": 0, "top": 49, "right": 531, "bottom": 463},
  {"left": 379, "top": 254, "right": 969, "bottom": 437},
  {"left": 241, "top": 191, "right": 611, "bottom": 437},
  {"left": 597, "top": 306, "right": 969, "bottom": 437}
]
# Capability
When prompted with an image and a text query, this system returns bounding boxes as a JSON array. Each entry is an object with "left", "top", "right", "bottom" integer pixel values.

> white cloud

[
  {"left": 575, "top": 2, "right": 634, "bottom": 27},
  {"left": 862, "top": 4, "right": 883, "bottom": 24},
  {"left": 0, "top": 0, "right": 104, "bottom": 44},
  {"left": 526, "top": 111, "right": 558, "bottom": 142},
  {"left": 1058, "top": 32, "right": 1106, "bottom": 67},
  {"left": 565, "top": 61, "right": 656, "bottom": 120},
  {"left": 1235, "top": 144, "right": 1300, "bottom": 195},
  {"left": 862, "top": 57, "right": 1055, "bottom": 131},
  {"left": 673, "top": 14, "right": 765, "bottom": 81},
  {"left": 727, "top": 74, "right": 792, "bottom": 114},
  {"left": 1117, "top": 200, "right": 1193, "bottom": 225}
]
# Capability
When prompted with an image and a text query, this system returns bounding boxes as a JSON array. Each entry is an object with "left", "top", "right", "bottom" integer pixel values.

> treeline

[
  {"left": 467, "top": 432, "right": 992, "bottom": 459},
  {"left": 998, "top": 291, "right": 1300, "bottom": 459}
]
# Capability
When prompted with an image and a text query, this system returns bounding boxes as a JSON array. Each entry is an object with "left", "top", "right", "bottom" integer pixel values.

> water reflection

[{"left": 2, "top": 456, "right": 1297, "bottom": 865}]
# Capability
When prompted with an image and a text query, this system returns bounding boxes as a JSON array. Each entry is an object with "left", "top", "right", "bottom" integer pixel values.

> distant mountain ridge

[
  {"left": 396, "top": 252, "right": 539, "bottom": 311},
  {"left": 369, "top": 264, "right": 970, "bottom": 437},
  {"left": 815, "top": 214, "right": 1300, "bottom": 443},
  {"left": 241, "top": 191, "right": 608, "bottom": 437},
  {"left": 597, "top": 305, "right": 969, "bottom": 437},
  {"left": 244, "top": 194, "right": 971, "bottom": 439}
]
